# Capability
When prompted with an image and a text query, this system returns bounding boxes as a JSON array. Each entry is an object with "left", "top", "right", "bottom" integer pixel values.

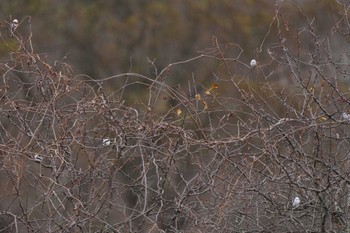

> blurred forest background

[{"left": 1, "top": 0, "right": 344, "bottom": 97}]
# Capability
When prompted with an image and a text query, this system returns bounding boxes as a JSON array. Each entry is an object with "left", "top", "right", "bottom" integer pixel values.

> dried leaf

[
  {"left": 202, "top": 100, "right": 208, "bottom": 111},
  {"left": 318, "top": 116, "right": 327, "bottom": 122},
  {"left": 205, "top": 83, "right": 219, "bottom": 95},
  {"left": 195, "top": 94, "right": 201, "bottom": 100},
  {"left": 211, "top": 83, "right": 219, "bottom": 89},
  {"left": 308, "top": 87, "right": 314, "bottom": 94},
  {"left": 176, "top": 108, "right": 182, "bottom": 116}
]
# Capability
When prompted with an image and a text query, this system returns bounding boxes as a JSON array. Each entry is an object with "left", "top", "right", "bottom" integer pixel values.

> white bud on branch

[
  {"left": 342, "top": 112, "right": 350, "bottom": 122},
  {"left": 10, "top": 19, "right": 19, "bottom": 37},
  {"left": 292, "top": 196, "right": 300, "bottom": 208},
  {"left": 250, "top": 59, "right": 257, "bottom": 68},
  {"left": 34, "top": 154, "right": 43, "bottom": 162},
  {"left": 102, "top": 138, "right": 111, "bottom": 146}
]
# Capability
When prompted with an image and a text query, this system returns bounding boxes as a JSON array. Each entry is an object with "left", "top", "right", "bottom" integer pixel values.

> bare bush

[{"left": 0, "top": 2, "right": 350, "bottom": 232}]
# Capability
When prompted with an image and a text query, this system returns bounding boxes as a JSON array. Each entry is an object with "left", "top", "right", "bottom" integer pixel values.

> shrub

[{"left": 1, "top": 2, "right": 350, "bottom": 232}]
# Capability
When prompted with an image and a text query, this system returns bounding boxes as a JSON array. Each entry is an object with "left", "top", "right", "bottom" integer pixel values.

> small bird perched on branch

[{"left": 10, "top": 19, "right": 18, "bottom": 37}]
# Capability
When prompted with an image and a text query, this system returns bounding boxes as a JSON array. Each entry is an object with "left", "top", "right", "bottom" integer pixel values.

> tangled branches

[{"left": 1, "top": 3, "right": 350, "bottom": 232}]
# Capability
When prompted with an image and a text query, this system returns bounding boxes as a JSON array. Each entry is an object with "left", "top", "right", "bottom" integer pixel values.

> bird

[
  {"left": 10, "top": 19, "right": 18, "bottom": 37},
  {"left": 250, "top": 59, "right": 257, "bottom": 68},
  {"left": 292, "top": 196, "right": 300, "bottom": 208}
]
